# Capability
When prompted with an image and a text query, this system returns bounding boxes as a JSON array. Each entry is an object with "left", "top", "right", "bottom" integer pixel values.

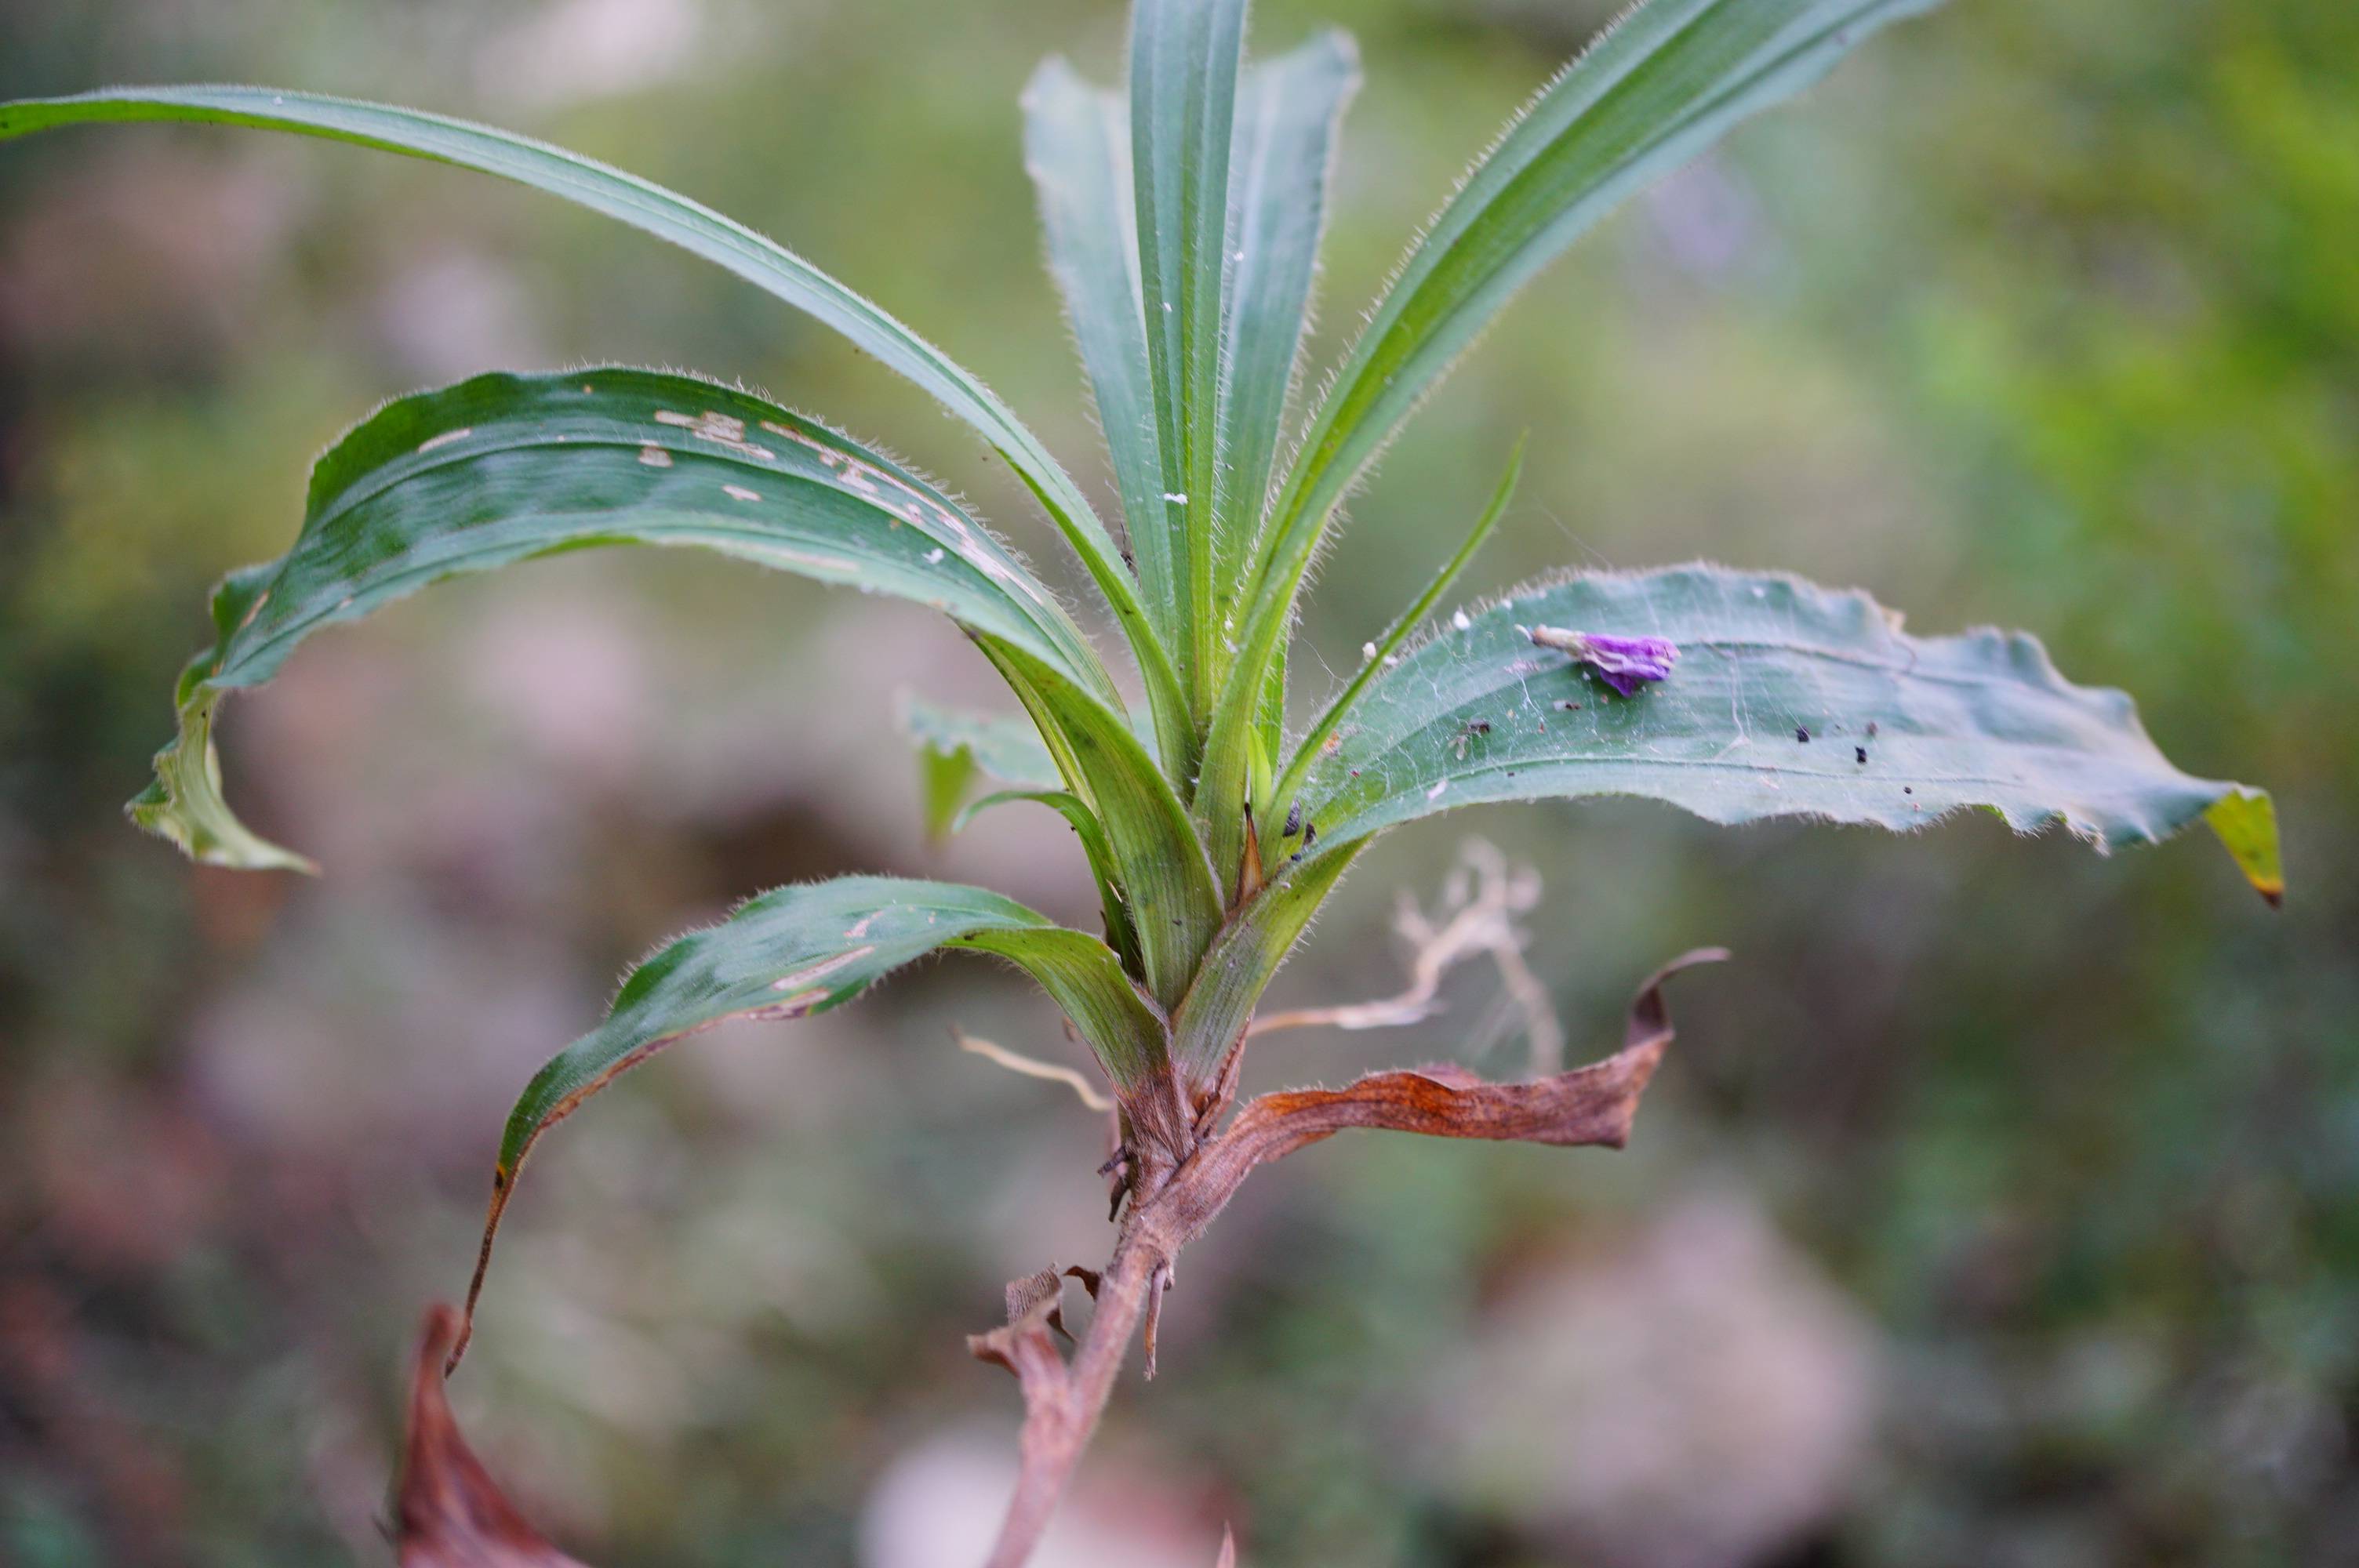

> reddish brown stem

[
  {"left": 980, "top": 1228, "right": 1171, "bottom": 1568},
  {"left": 975, "top": 946, "right": 1722, "bottom": 1567}
]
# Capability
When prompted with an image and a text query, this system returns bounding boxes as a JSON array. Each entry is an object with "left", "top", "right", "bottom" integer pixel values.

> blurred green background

[{"left": 2, "top": 0, "right": 2353, "bottom": 1563}]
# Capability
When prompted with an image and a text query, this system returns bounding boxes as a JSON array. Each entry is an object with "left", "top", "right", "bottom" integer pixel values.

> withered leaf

[
  {"left": 1158, "top": 948, "right": 1727, "bottom": 1250},
  {"left": 398, "top": 1306, "right": 588, "bottom": 1568}
]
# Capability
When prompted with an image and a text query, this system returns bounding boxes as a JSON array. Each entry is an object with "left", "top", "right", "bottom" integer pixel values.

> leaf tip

[{"left": 2204, "top": 787, "right": 2284, "bottom": 907}]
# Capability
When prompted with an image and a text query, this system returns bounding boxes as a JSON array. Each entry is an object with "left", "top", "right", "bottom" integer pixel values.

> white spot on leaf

[{"left": 769, "top": 946, "right": 875, "bottom": 992}]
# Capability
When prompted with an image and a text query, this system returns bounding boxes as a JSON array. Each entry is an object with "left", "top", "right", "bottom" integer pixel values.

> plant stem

[{"left": 982, "top": 1229, "right": 1170, "bottom": 1568}]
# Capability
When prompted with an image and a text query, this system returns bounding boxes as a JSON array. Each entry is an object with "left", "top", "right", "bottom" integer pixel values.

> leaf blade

[
  {"left": 467, "top": 875, "right": 1168, "bottom": 1336},
  {"left": 977, "top": 636, "right": 1227, "bottom": 1014},
  {"left": 1204, "top": 0, "right": 1943, "bottom": 863},
  {"left": 132, "top": 368, "right": 1112, "bottom": 868},
  {"left": 1294, "top": 564, "right": 2281, "bottom": 898},
  {"left": 1212, "top": 31, "right": 1359, "bottom": 623},
  {"left": 1023, "top": 60, "right": 1180, "bottom": 677},
  {"left": 1131, "top": 0, "right": 1250, "bottom": 723},
  {"left": 0, "top": 83, "right": 1196, "bottom": 771}
]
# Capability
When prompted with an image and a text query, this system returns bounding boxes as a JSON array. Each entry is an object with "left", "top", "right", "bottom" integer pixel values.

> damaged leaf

[
  {"left": 0, "top": 85, "right": 1193, "bottom": 761},
  {"left": 456, "top": 877, "right": 1167, "bottom": 1367},
  {"left": 1294, "top": 565, "right": 2281, "bottom": 901},
  {"left": 1155, "top": 949, "right": 1725, "bottom": 1258},
  {"left": 127, "top": 370, "right": 1116, "bottom": 870},
  {"left": 398, "top": 1306, "right": 586, "bottom": 1568}
]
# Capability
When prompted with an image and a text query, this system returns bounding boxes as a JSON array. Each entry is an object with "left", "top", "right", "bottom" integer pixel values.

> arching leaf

[
  {"left": 463, "top": 875, "right": 1167, "bottom": 1353},
  {"left": 1289, "top": 564, "right": 2281, "bottom": 899},
  {"left": 131, "top": 368, "right": 1113, "bottom": 869},
  {"left": 0, "top": 84, "right": 1194, "bottom": 767},
  {"left": 1205, "top": 0, "right": 1943, "bottom": 864}
]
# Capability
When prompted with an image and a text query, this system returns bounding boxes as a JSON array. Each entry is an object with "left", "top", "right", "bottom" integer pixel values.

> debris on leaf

[{"left": 1524, "top": 626, "right": 1678, "bottom": 695}]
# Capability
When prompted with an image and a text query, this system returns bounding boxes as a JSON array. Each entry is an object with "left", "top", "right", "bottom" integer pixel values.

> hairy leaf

[
  {"left": 1210, "top": 31, "right": 1358, "bottom": 639},
  {"left": 1263, "top": 437, "right": 1521, "bottom": 858},
  {"left": 957, "top": 789, "right": 1144, "bottom": 971},
  {"left": 1023, "top": 60, "right": 1178, "bottom": 682},
  {"left": 979, "top": 637, "right": 1225, "bottom": 1014},
  {"left": 1205, "top": 0, "right": 1943, "bottom": 864},
  {"left": 1292, "top": 564, "right": 2281, "bottom": 897},
  {"left": 1131, "top": 0, "right": 1249, "bottom": 721},
  {"left": 1170, "top": 840, "right": 1365, "bottom": 1082},
  {"left": 463, "top": 876, "right": 1167, "bottom": 1348},
  {"left": 129, "top": 369, "right": 1111, "bottom": 869},
  {"left": 0, "top": 84, "right": 1194, "bottom": 767}
]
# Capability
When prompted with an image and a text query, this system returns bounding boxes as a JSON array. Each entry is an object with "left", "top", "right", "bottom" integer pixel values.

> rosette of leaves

[{"left": 1, "top": 1, "right": 2281, "bottom": 1562}]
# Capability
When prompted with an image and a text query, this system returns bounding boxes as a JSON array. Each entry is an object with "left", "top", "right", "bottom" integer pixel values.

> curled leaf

[
  {"left": 454, "top": 877, "right": 1167, "bottom": 1370},
  {"left": 1158, "top": 949, "right": 1727, "bottom": 1250},
  {"left": 398, "top": 1306, "right": 587, "bottom": 1568}
]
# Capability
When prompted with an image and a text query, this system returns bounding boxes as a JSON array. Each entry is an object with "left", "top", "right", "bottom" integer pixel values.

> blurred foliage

[{"left": 2, "top": 0, "right": 2353, "bottom": 1564}]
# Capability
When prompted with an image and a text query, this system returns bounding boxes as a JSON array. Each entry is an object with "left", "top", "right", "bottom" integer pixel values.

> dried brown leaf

[
  {"left": 1155, "top": 948, "right": 1727, "bottom": 1251},
  {"left": 398, "top": 1305, "right": 587, "bottom": 1568}
]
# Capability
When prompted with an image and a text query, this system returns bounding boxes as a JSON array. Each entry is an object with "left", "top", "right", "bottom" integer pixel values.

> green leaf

[
  {"left": 954, "top": 789, "right": 1144, "bottom": 971},
  {"left": 2202, "top": 789, "right": 2284, "bottom": 907},
  {"left": 1131, "top": 0, "right": 1249, "bottom": 722},
  {"left": 0, "top": 83, "right": 1194, "bottom": 774},
  {"left": 1211, "top": 31, "right": 1359, "bottom": 635},
  {"left": 976, "top": 635, "right": 1225, "bottom": 1014},
  {"left": 1205, "top": 0, "right": 1942, "bottom": 865},
  {"left": 1170, "top": 840, "right": 1365, "bottom": 1082},
  {"left": 1023, "top": 60, "right": 1179, "bottom": 685},
  {"left": 467, "top": 874, "right": 1168, "bottom": 1329},
  {"left": 130, "top": 368, "right": 1113, "bottom": 869},
  {"left": 899, "top": 695, "right": 1065, "bottom": 837},
  {"left": 1261, "top": 436, "right": 1522, "bottom": 862},
  {"left": 1291, "top": 564, "right": 2282, "bottom": 899}
]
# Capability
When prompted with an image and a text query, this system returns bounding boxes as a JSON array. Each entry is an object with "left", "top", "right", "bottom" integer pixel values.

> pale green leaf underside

[
  {"left": 1298, "top": 564, "right": 2281, "bottom": 897},
  {"left": 0, "top": 83, "right": 1195, "bottom": 773},
  {"left": 1170, "top": 840, "right": 1362, "bottom": 1080},
  {"left": 899, "top": 694, "right": 1067, "bottom": 828},
  {"left": 131, "top": 368, "right": 1111, "bottom": 869}
]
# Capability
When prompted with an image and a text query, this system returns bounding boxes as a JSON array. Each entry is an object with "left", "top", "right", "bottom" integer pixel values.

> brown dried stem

[{"left": 971, "top": 945, "right": 1724, "bottom": 1568}]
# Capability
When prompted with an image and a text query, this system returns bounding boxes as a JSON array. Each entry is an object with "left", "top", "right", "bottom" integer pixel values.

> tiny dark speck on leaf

[
  {"left": 1856, "top": 746, "right": 1867, "bottom": 764},
  {"left": 1903, "top": 786, "right": 1914, "bottom": 794},
  {"left": 1796, "top": 727, "right": 1811, "bottom": 743}
]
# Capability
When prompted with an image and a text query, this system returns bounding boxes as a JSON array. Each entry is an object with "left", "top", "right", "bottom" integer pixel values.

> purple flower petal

[{"left": 1526, "top": 626, "right": 1678, "bottom": 695}]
